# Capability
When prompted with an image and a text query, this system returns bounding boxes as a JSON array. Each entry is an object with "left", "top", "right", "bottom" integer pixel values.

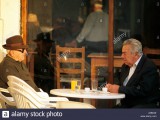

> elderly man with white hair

[{"left": 106, "top": 39, "right": 160, "bottom": 108}]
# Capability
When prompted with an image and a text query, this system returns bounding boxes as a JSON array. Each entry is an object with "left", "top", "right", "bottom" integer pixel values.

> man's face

[
  {"left": 121, "top": 45, "right": 136, "bottom": 67},
  {"left": 13, "top": 49, "right": 27, "bottom": 62}
]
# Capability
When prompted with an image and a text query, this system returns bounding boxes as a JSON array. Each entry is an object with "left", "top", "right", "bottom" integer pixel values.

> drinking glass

[
  {"left": 71, "top": 80, "right": 77, "bottom": 91},
  {"left": 75, "top": 80, "right": 81, "bottom": 91},
  {"left": 91, "top": 79, "right": 98, "bottom": 92}
]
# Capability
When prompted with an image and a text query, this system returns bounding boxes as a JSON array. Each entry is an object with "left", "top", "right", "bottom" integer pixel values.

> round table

[{"left": 50, "top": 89, "right": 125, "bottom": 99}]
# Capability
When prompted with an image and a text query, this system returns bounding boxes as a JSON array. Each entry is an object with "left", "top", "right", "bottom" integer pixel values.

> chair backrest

[
  {"left": 7, "top": 75, "right": 69, "bottom": 102},
  {"left": 8, "top": 86, "right": 56, "bottom": 109},
  {"left": 8, "top": 86, "right": 95, "bottom": 109},
  {"left": 8, "top": 77, "right": 94, "bottom": 109},
  {"left": 143, "top": 47, "right": 160, "bottom": 67},
  {"left": 56, "top": 45, "right": 85, "bottom": 89},
  {"left": 0, "top": 88, "right": 16, "bottom": 108},
  {"left": 7, "top": 75, "right": 48, "bottom": 98}
]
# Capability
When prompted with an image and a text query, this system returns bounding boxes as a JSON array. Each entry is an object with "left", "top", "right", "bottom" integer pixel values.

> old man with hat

[
  {"left": 33, "top": 32, "right": 55, "bottom": 94},
  {"left": 34, "top": 32, "right": 55, "bottom": 56},
  {"left": 0, "top": 35, "right": 40, "bottom": 96}
]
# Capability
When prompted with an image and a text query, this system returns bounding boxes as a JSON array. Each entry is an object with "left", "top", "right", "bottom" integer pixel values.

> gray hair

[{"left": 123, "top": 38, "right": 143, "bottom": 55}]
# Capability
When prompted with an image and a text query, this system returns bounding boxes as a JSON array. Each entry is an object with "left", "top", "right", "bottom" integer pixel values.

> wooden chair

[
  {"left": 143, "top": 47, "right": 160, "bottom": 67},
  {"left": 56, "top": 45, "right": 85, "bottom": 89}
]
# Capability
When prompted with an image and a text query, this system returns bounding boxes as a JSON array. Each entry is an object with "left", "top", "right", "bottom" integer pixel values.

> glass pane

[
  {"left": 114, "top": 0, "right": 160, "bottom": 53},
  {"left": 114, "top": 0, "right": 143, "bottom": 54},
  {"left": 27, "top": 0, "right": 109, "bottom": 92},
  {"left": 113, "top": 0, "right": 160, "bottom": 83}
]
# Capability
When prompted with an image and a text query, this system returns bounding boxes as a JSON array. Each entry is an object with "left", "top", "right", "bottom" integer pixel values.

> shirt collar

[{"left": 134, "top": 54, "right": 143, "bottom": 66}]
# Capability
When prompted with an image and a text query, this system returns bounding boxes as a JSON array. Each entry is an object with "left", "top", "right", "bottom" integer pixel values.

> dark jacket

[
  {"left": 0, "top": 55, "right": 40, "bottom": 94},
  {"left": 34, "top": 53, "right": 54, "bottom": 93},
  {"left": 118, "top": 55, "right": 160, "bottom": 108}
]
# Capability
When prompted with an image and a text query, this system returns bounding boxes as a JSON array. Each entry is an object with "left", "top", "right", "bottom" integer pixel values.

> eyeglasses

[{"left": 15, "top": 49, "right": 26, "bottom": 53}]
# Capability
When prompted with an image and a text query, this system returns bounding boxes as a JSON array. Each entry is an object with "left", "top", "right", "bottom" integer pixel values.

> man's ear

[
  {"left": 9, "top": 50, "right": 15, "bottom": 56},
  {"left": 135, "top": 52, "right": 139, "bottom": 56},
  {"left": 8, "top": 50, "right": 19, "bottom": 61},
  {"left": 9, "top": 50, "right": 13, "bottom": 55}
]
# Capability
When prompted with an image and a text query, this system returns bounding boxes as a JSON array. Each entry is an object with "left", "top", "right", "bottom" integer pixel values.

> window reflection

[
  {"left": 27, "top": 0, "right": 109, "bottom": 91},
  {"left": 26, "top": 0, "right": 160, "bottom": 92},
  {"left": 114, "top": 0, "right": 160, "bottom": 50}
]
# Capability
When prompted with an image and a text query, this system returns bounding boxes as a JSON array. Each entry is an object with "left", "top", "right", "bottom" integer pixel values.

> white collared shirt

[{"left": 123, "top": 54, "right": 143, "bottom": 86}]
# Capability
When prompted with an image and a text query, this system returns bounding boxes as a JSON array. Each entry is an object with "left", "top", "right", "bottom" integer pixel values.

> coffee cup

[
  {"left": 102, "top": 87, "right": 108, "bottom": 92},
  {"left": 85, "top": 87, "right": 90, "bottom": 92}
]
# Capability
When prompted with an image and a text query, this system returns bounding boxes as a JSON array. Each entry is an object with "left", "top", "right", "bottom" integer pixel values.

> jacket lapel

[
  {"left": 120, "top": 64, "right": 130, "bottom": 85},
  {"left": 126, "top": 55, "right": 146, "bottom": 86}
]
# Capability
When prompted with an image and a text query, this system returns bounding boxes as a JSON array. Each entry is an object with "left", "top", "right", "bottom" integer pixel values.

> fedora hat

[
  {"left": 3, "top": 35, "right": 28, "bottom": 50},
  {"left": 34, "top": 32, "right": 54, "bottom": 43}
]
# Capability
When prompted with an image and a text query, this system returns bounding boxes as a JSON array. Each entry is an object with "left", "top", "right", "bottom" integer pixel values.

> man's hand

[{"left": 106, "top": 84, "right": 120, "bottom": 93}]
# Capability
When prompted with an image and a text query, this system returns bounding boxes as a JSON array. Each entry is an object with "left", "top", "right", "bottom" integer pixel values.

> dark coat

[
  {"left": 118, "top": 55, "right": 160, "bottom": 107},
  {"left": 34, "top": 53, "right": 54, "bottom": 93}
]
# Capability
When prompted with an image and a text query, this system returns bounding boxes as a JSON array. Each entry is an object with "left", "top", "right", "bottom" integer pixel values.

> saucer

[{"left": 100, "top": 91, "right": 110, "bottom": 94}]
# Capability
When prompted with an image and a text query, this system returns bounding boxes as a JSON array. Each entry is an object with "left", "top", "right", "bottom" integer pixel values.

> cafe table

[{"left": 50, "top": 89, "right": 125, "bottom": 107}]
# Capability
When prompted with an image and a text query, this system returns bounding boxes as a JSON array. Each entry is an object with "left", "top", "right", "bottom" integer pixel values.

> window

[{"left": 21, "top": 0, "right": 160, "bottom": 91}]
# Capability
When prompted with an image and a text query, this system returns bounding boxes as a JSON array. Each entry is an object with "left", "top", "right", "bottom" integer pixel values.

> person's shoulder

[
  {"left": 0, "top": 57, "right": 8, "bottom": 66},
  {"left": 2, "top": 57, "right": 15, "bottom": 65},
  {"left": 101, "top": 11, "right": 108, "bottom": 16},
  {"left": 141, "top": 55, "right": 157, "bottom": 68},
  {"left": 95, "top": 11, "right": 108, "bottom": 18},
  {"left": 0, "top": 57, "right": 18, "bottom": 70},
  {"left": 88, "top": 12, "right": 96, "bottom": 17}
]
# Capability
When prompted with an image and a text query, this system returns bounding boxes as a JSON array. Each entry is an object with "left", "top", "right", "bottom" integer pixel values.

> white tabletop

[{"left": 50, "top": 89, "right": 125, "bottom": 99}]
